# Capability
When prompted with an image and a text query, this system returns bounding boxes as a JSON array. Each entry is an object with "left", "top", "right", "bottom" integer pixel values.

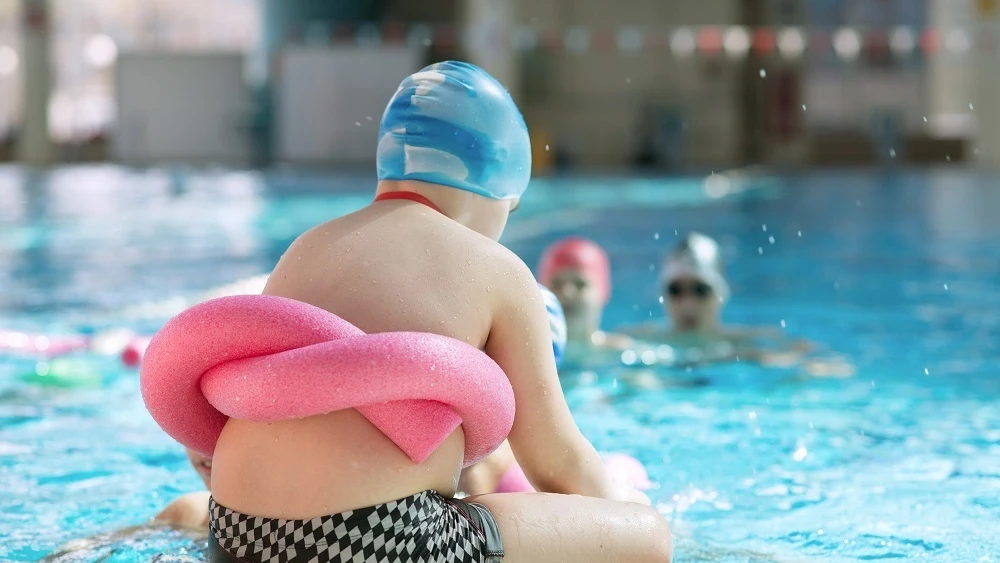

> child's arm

[
  {"left": 486, "top": 259, "right": 643, "bottom": 503},
  {"left": 153, "top": 491, "right": 211, "bottom": 530},
  {"left": 38, "top": 493, "right": 210, "bottom": 562}
]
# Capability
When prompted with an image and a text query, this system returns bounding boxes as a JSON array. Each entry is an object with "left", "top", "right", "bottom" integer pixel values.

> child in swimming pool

[
  {"left": 206, "top": 61, "right": 670, "bottom": 563},
  {"left": 40, "top": 449, "right": 211, "bottom": 559},
  {"left": 153, "top": 449, "right": 212, "bottom": 530},
  {"left": 627, "top": 231, "right": 854, "bottom": 376},
  {"left": 536, "top": 237, "right": 633, "bottom": 360}
]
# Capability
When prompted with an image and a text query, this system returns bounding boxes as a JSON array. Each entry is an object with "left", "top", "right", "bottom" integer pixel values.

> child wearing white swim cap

[
  {"left": 661, "top": 232, "right": 730, "bottom": 333},
  {"left": 625, "top": 232, "right": 853, "bottom": 377}
]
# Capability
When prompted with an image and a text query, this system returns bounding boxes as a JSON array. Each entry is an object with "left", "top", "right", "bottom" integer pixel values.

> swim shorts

[{"left": 208, "top": 490, "right": 503, "bottom": 562}]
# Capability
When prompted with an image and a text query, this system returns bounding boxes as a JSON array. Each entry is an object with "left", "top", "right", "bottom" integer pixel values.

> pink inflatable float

[
  {"left": 140, "top": 295, "right": 515, "bottom": 466},
  {"left": 496, "top": 452, "right": 653, "bottom": 493}
]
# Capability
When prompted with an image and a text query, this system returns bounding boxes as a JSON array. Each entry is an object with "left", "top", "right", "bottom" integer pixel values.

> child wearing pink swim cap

[{"left": 537, "top": 237, "right": 632, "bottom": 355}]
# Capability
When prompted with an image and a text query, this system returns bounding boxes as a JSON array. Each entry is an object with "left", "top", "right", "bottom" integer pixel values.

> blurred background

[{"left": 0, "top": 0, "right": 997, "bottom": 171}]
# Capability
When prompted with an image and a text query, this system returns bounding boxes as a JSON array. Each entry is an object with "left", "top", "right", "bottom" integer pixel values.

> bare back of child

[{"left": 204, "top": 61, "right": 670, "bottom": 563}]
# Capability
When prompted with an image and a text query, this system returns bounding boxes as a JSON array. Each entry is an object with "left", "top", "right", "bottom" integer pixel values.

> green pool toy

[{"left": 20, "top": 358, "right": 103, "bottom": 388}]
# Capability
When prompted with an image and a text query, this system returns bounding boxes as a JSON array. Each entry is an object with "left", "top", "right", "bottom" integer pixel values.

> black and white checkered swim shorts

[{"left": 207, "top": 491, "right": 503, "bottom": 563}]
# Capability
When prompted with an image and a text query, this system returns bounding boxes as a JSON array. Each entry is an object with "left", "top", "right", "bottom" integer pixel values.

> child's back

[
  {"left": 205, "top": 61, "right": 670, "bottom": 563},
  {"left": 211, "top": 183, "right": 540, "bottom": 518}
]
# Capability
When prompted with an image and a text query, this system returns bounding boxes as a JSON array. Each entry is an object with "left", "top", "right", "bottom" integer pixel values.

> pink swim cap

[{"left": 537, "top": 237, "right": 611, "bottom": 304}]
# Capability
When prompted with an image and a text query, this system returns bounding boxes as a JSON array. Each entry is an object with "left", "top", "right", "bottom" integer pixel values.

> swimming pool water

[{"left": 1, "top": 165, "right": 999, "bottom": 562}]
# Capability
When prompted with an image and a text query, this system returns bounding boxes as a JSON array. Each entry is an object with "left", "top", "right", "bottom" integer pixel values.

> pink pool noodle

[
  {"left": 496, "top": 453, "right": 653, "bottom": 493},
  {"left": 140, "top": 295, "right": 515, "bottom": 467}
]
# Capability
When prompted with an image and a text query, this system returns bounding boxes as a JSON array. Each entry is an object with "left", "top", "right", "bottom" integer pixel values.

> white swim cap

[{"left": 660, "top": 232, "right": 730, "bottom": 302}]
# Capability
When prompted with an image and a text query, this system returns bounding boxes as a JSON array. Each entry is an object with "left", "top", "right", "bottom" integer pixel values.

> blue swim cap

[
  {"left": 539, "top": 283, "right": 567, "bottom": 367},
  {"left": 377, "top": 61, "right": 532, "bottom": 201}
]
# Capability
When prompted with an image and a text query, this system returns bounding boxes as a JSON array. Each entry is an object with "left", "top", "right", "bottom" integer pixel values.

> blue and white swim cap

[
  {"left": 539, "top": 283, "right": 567, "bottom": 367},
  {"left": 376, "top": 61, "right": 532, "bottom": 201}
]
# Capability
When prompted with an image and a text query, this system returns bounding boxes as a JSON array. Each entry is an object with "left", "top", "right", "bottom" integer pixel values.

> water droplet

[
  {"left": 780, "top": 319, "right": 786, "bottom": 328},
  {"left": 946, "top": 155, "right": 951, "bottom": 161},
  {"left": 545, "top": 144, "right": 550, "bottom": 151},
  {"left": 758, "top": 247, "right": 763, "bottom": 255},
  {"left": 974, "top": 148, "right": 981, "bottom": 155},
  {"left": 889, "top": 148, "right": 896, "bottom": 158},
  {"left": 818, "top": 529, "right": 825, "bottom": 535},
  {"left": 923, "top": 116, "right": 928, "bottom": 122},
  {"left": 355, "top": 121, "right": 361, "bottom": 126},
  {"left": 943, "top": 283, "right": 949, "bottom": 290},
  {"left": 674, "top": 229, "right": 678, "bottom": 235},
  {"left": 924, "top": 367, "right": 930, "bottom": 375},
  {"left": 749, "top": 411, "right": 757, "bottom": 420},
  {"left": 792, "top": 447, "right": 807, "bottom": 462},
  {"left": 759, "top": 69, "right": 767, "bottom": 78},
  {"left": 969, "top": 103, "right": 974, "bottom": 110},
  {"left": 654, "top": 232, "right": 660, "bottom": 240},
  {"left": 768, "top": 235, "right": 775, "bottom": 244},
  {"left": 762, "top": 224, "right": 768, "bottom": 232},
  {"left": 366, "top": 115, "right": 372, "bottom": 121},
  {"left": 802, "top": 104, "right": 807, "bottom": 111},
  {"left": 797, "top": 230, "right": 802, "bottom": 237},
  {"left": 466, "top": 260, "right": 472, "bottom": 265}
]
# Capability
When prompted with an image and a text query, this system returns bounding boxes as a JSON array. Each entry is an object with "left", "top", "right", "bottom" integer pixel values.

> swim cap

[
  {"left": 539, "top": 283, "right": 567, "bottom": 366},
  {"left": 537, "top": 237, "right": 612, "bottom": 304},
  {"left": 377, "top": 61, "right": 531, "bottom": 201},
  {"left": 661, "top": 232, "right": 730, "bottom": 302}
]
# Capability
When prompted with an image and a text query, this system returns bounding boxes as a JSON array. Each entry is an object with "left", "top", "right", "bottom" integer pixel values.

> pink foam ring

[
  {"left": 140, "top": 295, "right": 515, "bottom": 467},
  {"left": 602, "top": 453, "right": 653, "bottom": 491},
  {"left": 493, "top": 453, "right": 652, "bottom": 493},
  {"left": 121, "top": 336, "right": 152, "bottom": 368},
  {"left": 495, "top": 460, "right": 533, "bottom": 493},
  {"left": 0, "top": 330, "right": 89, "bottom": 357}
]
